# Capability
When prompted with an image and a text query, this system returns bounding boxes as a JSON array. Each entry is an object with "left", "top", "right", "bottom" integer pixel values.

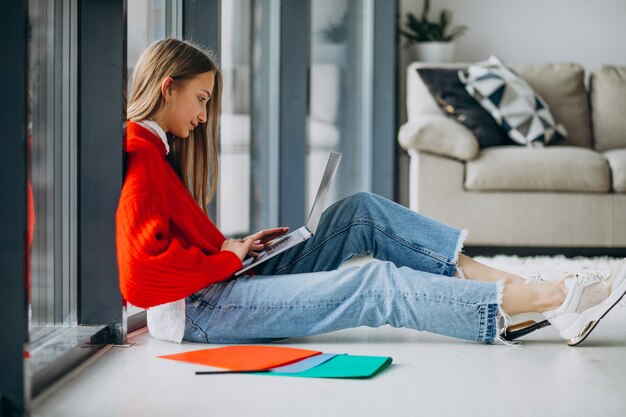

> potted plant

[{"left": 399, "top": 0, "right": 468, "bottom": 63}]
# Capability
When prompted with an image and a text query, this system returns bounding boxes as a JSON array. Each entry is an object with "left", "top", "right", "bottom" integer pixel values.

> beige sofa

[{"left": 398, "top": 62, "right": 626, "bottom": 248}]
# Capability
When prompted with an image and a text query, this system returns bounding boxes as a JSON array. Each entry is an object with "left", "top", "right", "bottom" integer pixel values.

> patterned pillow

[
  {"left": 417, "top": 68, "right": 512, "bottom": 149},
  {"left": 458, "top": 56, "right": 567, "bottom": 147}
]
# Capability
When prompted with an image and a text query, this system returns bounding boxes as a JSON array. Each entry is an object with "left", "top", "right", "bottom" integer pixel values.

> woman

[{"left": 117, "top": 38, "right": 626, "bottom": 347}]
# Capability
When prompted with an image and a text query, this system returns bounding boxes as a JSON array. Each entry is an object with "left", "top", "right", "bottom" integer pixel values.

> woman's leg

[
  {"left": 226, "top": 192, "right": 556, "bottom": 343},
  {"left": 255, "top": 192, "right": 529, "bottom": 287},
  {"left": 456, "top": 254, "right": 526, "bottom": 285},
  {"left": 186, "top": 261, "right": 502, "bottom": 344},
  {"left": 185, "top": 260, "right": 567, "bottom": 345},
  {"left": 254, "top": 192, "right": 465, "bottom": 278},
  {"left": 501, "top": 279, "right": 566, "bottom": 315}
]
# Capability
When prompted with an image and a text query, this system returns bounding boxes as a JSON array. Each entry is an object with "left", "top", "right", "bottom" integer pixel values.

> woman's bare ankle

[{"left": 536, "top": 280, "right": 567, "bottom": 313}]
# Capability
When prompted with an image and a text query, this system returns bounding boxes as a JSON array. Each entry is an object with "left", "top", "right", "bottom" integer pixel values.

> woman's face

[{"left": 162, "top": 71, "right": 215, "bottom": 138}]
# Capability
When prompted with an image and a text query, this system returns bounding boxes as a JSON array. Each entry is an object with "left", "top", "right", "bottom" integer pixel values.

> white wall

[{"left": 400, "top": 0, "right": 626, "bottom": 70}]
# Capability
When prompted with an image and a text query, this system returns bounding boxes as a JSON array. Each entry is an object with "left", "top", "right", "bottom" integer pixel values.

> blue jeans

[{"left": 184, "top": 192, "right": 502, "bottom": 344}]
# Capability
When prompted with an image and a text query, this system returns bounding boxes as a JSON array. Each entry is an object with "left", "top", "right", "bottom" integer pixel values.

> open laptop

[{"left": 234, "top": 152, "right": 342, "bottom": 276}]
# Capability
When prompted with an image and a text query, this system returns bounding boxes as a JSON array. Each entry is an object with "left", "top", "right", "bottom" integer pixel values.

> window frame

[
  {"left": 76, "top": 0, "right": 125, "bottom": 343},
  {"left": 0, "top": 2, "right": 29, "bottom": 415},
  {"left": 278, "top": 0, "right": 309, "bottom": 229},
  {"left": 372, "top": 0, "right": 397, "bottom": 200},
  {"left": 2, "top": 0, "right": 126, "bottom": 409}
]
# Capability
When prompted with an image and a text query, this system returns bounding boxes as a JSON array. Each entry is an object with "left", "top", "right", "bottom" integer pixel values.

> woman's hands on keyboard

[{"left": 221, "top": 227, "right": 289, "bottom": 261}]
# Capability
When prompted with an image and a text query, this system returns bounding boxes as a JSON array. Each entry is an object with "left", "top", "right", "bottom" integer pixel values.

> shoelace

[
  {"left": 522, "top": 260, "right": 625, "bottom": 308},
  {"left": 562, "top": 270, "right": 626, "bottom": 308},
  {"left": 561, "top": 271, "right": 605, "bottom": 285}
]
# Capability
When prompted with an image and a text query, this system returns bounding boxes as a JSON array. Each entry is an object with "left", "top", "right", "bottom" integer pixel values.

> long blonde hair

[{"left": 127, "top": 38, "right": 222, "bottom": 215}]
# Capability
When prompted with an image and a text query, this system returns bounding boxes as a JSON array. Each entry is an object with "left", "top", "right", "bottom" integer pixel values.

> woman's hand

[{"left": 220, "top": 227, "right": 289, "bottom": 261}]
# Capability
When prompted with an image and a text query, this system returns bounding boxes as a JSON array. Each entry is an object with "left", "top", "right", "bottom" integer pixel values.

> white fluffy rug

[{"left": 474, "top": 255, "right": 622, "bottom": 281}]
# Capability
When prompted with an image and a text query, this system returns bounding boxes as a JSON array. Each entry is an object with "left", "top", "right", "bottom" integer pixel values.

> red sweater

[{"left": 116, "top": 121, "right": 242, "bottom": 308}]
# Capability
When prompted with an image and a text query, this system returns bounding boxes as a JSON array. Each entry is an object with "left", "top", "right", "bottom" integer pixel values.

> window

[
  {"left": 28, "top": 0, "right": 78, "bottom": 335},
  {"left": 127, "top": 0, "right": 182, "bottom": 80},
  {"left": 126, "top": 0, "right": 182, "bottom": 317},
  {"left": 308, "top": 0, "right": 374, "bottom": 210},
  {"left": 1, "top": 1, "right": 396, "bottom": 410},
  {"left": 218, "top": 0, "right": 253, "bottom": 236},
  {"left": 218, "top": 0, "right": 282, "bottom": 236}
]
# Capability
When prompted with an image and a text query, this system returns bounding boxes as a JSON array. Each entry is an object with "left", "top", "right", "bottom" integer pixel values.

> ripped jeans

[{"left": 184, "top": 192, "right": 503, "bottom": 344}]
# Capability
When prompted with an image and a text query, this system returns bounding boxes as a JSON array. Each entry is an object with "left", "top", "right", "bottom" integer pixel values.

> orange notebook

[{"left": 158, "top": 345, "right": 321, "bottom": 371}]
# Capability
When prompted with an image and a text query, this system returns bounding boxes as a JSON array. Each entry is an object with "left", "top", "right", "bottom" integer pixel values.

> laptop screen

[{"left": 305, "top": 152, "right": 342, "bottom": 233}]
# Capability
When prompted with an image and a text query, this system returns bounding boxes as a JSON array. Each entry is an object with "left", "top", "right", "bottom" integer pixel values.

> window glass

[
  {"left": 127, "top": 0, "right": 182, "bottom": 84},
  {"left": 219, "top": 0, "right": 281, "bottom": 237},
  {"left": 308, "top": 0, "right": 374, "bottom": 210},
  {"left": 126, "top": 0, "right": 181, "bottom": 315},
  {"left": 218, "top": 0, "right": 252, "bottom": 236},
  {"left": 28, "top": 0, "right": 78, "bottom": 335}
]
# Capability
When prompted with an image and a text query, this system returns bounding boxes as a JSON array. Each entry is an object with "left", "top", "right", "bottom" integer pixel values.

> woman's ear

[{"left": 160, "top": 76, "right": 174, "bottom": 100}]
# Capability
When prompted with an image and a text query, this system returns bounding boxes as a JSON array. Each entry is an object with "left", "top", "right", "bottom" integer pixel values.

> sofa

[{"left": 398, "top": 62, "right": 626, "bottom": 249}]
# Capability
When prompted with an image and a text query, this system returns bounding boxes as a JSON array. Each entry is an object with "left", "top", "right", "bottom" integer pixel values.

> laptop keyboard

[
  {"left": 264, "top": 236, "right": 291, "bottom": 256},
  {"left": 264, "top": 230, "right": 303, "bottom": 256}
]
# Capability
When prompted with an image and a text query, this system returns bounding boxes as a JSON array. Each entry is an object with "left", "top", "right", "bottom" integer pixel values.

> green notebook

[{"left": 262, "top": 354, "right": 392, "bottom": 379}]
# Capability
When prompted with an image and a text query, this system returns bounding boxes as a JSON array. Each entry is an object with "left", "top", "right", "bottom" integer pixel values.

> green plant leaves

[{"left": 399, "top": 0, "right": 467, "bottom": 43}]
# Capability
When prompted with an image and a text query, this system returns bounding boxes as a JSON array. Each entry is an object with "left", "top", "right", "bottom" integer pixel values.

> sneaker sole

[
  {"left": 502, "top": 319, "right": 551, "bottom": 341},
  {"left": 566, "top": 287, "right": 626, "bottom": 346}
]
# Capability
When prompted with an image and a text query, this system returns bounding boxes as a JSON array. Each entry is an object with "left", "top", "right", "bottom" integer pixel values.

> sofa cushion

[
  {"left": 416, "top": 68, "right": 512, "bottom": 148},
  {"left": 590, "top": 65, "right": 626, "bottom": 152},
  {"left": 604, "top": 149, "right": 626, "bottom": 193},
  {"left": 513, "top": 63, "right": 592, "bottom": 149},
  {"left": 465, "top": 146, "right": 611, "bottom": 192},
  {"left": 459, "top": 56, "right": 566, "bottom": 147},
  {"left": 398, "top": 114, "right": 479, "bottom": 161}
]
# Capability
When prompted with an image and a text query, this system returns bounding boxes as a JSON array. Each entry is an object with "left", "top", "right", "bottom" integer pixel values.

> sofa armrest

[{"left": 398, "top": 114, "right": 479, "bottom": 161}]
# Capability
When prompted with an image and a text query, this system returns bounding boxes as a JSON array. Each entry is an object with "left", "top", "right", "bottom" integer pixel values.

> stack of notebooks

[{"left": 158, "top": 345, "right": 392, "bottom": 379}]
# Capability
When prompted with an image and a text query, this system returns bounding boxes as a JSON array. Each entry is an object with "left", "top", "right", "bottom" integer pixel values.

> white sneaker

[{"left": 542, "top": 259, "right": 626, "bottom": 346}]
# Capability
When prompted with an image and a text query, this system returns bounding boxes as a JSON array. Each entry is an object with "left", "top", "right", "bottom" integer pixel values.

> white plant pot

[{"left": 410, "top": 42, "right": 456, "bottom": 63}]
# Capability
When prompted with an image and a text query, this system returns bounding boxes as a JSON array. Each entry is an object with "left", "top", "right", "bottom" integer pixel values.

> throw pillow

[
  {"left": 417, "top": 68, "right": 512, "bottom": 148},
  {"left": 458, "top": 56, "right": 567, "bottom": 147}
]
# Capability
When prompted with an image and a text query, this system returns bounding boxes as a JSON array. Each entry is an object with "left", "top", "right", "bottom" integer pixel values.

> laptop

[{"left": 234, "top": 152, "right": 342, "bottom": 276}]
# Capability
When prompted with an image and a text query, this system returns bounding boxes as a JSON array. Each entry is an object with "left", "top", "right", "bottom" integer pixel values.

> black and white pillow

[
  {"left": 417, "top": 68, "right": 512, "bottom": 149},
  {"left": 458, "top": 56, "right": 567, "bottom": 147}
]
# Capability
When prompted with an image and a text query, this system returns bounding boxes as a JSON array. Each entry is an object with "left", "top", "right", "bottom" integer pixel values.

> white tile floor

[{"left": 33, "top": 307, "right": 626, "bottom": 417}]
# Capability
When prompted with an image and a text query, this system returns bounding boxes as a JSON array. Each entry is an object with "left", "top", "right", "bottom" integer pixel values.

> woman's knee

[
  {"left": 342, "top": 191, "right": 377, "bottom": 212},
  {"left": 356, "top": 260, "right": 399, "bottom": 285},
  {"left": 352, "top": 191, "right": 376, "bottom": 202}
]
